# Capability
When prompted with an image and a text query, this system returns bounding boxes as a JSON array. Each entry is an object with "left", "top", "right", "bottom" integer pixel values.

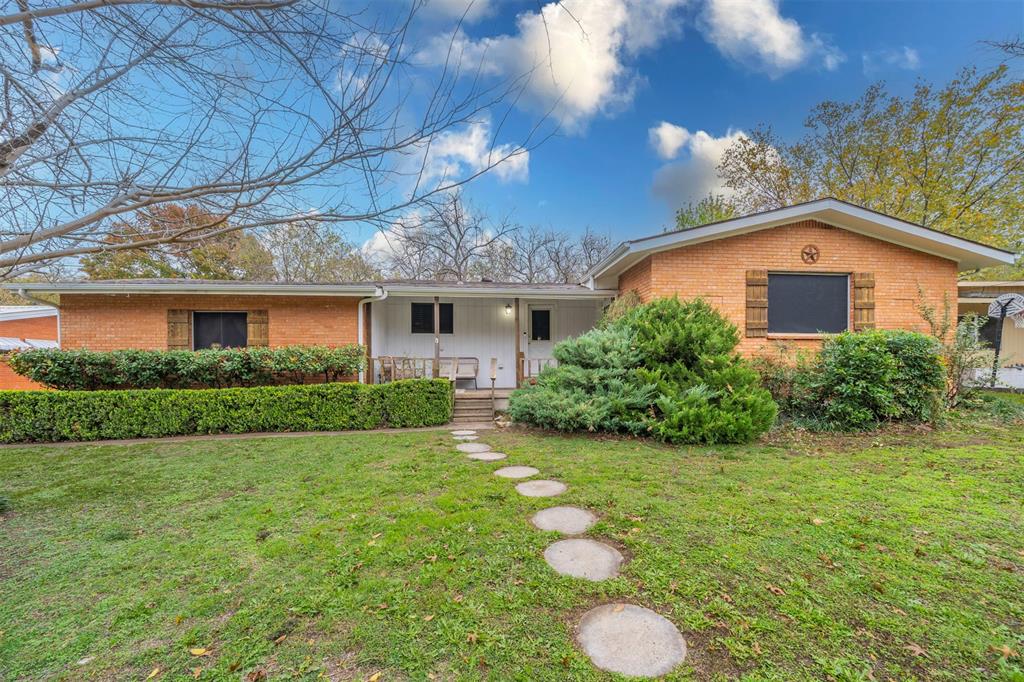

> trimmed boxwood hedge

[{"left": 0, "top": 379, "right": 453, "bottom": 443}]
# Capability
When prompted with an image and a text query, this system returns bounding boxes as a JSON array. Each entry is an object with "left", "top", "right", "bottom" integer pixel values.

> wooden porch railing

[{"left": 521, "top": 357, "right": 556, "bottom": 380}]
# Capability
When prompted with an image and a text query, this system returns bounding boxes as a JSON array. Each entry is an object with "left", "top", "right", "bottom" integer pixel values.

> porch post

[
  {"left": 364, "top": 302, "right": 373, "bottom": 384},
  {"left": 432, "top": 295, "right": 440, "bottom": 379},
  {"left": 513, "top": 297, "right": 521, "bottom": 387}
]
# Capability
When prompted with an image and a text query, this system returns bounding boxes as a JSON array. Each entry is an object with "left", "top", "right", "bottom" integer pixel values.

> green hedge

[
  {"left": 6, "top": 345, "right": 366, "bottom": 390},
  {"left": 0, "top": 379, "right": 453, "bottom": 443}
]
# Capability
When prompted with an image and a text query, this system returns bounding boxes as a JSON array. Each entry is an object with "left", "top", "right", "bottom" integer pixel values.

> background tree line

[{"left": 75, "top": 192, "right": 611, "bottom": 285}]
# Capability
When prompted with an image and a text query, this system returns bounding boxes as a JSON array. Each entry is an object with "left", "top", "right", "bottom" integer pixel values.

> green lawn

[{"left": 1, "top": 416, "right": 1023, "bottom": 681}]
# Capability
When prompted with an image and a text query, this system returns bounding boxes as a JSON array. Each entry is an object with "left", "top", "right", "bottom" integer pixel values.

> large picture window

[
  {"left": 767, "top": 274, "right": 849, "bottom": 334},
  {"left": 411, "top": 302, "right": 453, "bottom": 334},
  {"left": 193, "top": 312, "right": 248, "bottom": 349}
]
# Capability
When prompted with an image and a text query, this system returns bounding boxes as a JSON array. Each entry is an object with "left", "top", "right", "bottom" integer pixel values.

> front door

[{"left": 526, "top": 305, "right": 553, "bottom": 378}]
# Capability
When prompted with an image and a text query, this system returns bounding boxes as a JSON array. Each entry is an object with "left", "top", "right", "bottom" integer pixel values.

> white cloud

[
  {"left": 650, "top": 126, "right": 746, "bottom": 206},
  {"left": 420, "top": 0, "right": 688, "bottom": 132},
  {"left": 421, "top": 117, "right": 530, "bottom": 186},
  {"left": 699, "top": 0, "right": 843, "bottom": 76},
  {"left": 862, "top": 46, "right": 920, "bottom": 75},
  {"left": 648, "top": 121, "right": 691, "bottom": 160},
  {"left": 423, "top": 0, "right": 494, "bottom": 23}
]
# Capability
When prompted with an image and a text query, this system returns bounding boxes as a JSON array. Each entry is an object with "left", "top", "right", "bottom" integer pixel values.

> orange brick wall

[
  {"left": 59, "top": 294, "right": 361, "bottom": 350},
  {"left": 0, "top": 314, "right": 57, "bottom": 340},
  {"left": 617, "top": 220, "right": 959, "bottom": 355}
]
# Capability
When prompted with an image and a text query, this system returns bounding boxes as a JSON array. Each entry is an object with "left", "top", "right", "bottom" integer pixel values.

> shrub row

[
  {"left": 7, "top": 345, "right": 366, "bottom": 390},
  {"left": 752, "top": 329, "right": 946, "bottom": 430},
  {"left": 0, "top": 379, "right": 452, "bottom": 443}
]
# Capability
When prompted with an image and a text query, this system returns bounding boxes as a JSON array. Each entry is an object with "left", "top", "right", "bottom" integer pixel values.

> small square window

[
  {"left": 193, "top": 312, "right": 248, "bottom": 349},
  {"left": 411, "top": 302, "right": 453, "bottom": 334}
]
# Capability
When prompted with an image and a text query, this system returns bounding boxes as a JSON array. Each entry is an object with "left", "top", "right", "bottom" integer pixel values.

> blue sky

[{"left": 356, "top": 0, "right": 1023, "bottom": 250}]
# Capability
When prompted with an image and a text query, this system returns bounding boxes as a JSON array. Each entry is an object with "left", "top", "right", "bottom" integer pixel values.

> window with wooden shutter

[
  {"left": 745, "top": 269, "right": 769, "bottom": 338},
  {"left": 852, "top": 273, "right": 875, "bottom": 331},
  {"left": 167, "top": 309, "right": 192, "bottom": 350},
  {"left": 247, "top": 310, "right": 269, "bottom": 346}
]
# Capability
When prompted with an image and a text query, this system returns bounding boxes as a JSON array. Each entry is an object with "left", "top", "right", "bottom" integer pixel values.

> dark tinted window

[
  {"left": 411, "top": 302, "right": 453, "bottom": 334},
  {"left": 531, "top": 309, "right": 551, "bottom": 341},
  {"left": 978, "top": 316, "right": 1001, "bottom": 348},
  {"left": 193, "top": 312, "right": 248, "bottom": 349},
  {"left": 768, "top": 274, "right": 848, "bottom": 334}
]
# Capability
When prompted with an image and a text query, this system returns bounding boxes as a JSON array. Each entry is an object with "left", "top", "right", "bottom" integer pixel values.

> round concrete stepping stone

[
  {"left": 456, "top": 442, "right": 491, "bottom": 453},
  {"left": 531, "top": 506, "right": 597, "bottom": 535},
  {"left": 467, "top": 451, "right": 507, "bottom": 461},
  {"left": 453, "top": 434, "right": 478, "bottom": 441},
  {"left": 577, "top": 604, "right": 687, "bottom": 678},
  {"left": 543, "top": 539, "right": 623, "bottom": 581},
  {"left": 515, "top": 479, "right": 567, "bottom": 497},
  {"left": 493, "top": 465, "right": 539, "bottom": 479},
  {"left": 451, "top": 429, "right": 477, "bottom": 436}
]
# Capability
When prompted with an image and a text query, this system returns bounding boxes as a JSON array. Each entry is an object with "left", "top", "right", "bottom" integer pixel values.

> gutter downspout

[
  {"left": 18, "top": 288, "right": 61, "bottom": 348},
  {"left": 357, "top": 285, "right": 388, "bottom": 383}
]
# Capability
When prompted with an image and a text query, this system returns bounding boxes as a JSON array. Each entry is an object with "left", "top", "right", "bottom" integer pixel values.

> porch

[{"left": 364, "top": 292, "right": 608, "bottom": 389}]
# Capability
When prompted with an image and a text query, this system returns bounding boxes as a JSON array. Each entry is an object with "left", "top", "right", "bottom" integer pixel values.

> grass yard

[{"left": 1, "top": 414, "right": 1023, "bottom": 681}]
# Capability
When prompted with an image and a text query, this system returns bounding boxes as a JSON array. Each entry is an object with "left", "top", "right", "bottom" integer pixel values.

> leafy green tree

[
  {"left": 80, "top": 205, "right": 275, "bottom": 280},
  {"left": 672, "top": 194, "right": 738, "bottom": 231},
  {"left": 718, "top": 65, "right": 1024, "bottom": 275}
]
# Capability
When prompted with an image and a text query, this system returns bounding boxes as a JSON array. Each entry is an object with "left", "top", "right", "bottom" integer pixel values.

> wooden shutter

[
  {"left": 247, "top": 310, "right": 269, "bottom": 347},
  {"left": 852, "top": 273, "right": 875, "bottom": 331},
  {"left": 745, "top": 269, "right": 769, "bottom": 338},
  {"left": 167, "top": 309, "right": 192, "bottom": 350}
]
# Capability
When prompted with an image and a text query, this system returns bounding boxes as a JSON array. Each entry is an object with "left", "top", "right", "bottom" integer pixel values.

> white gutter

[
  {"left": 17, "top": 288, "right": 61, "bottom": 347},
  {"left": 357, "top": 285, "right": 388, "bottom": 383}
]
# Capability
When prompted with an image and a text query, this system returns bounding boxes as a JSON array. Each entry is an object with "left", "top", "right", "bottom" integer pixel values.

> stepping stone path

[
  {"left": 543, "top": 538, "right": 623, "bottom": 581},
  {"left": 514, "top": 480, "right": 567, "bottom": 497},
  {"left": 493, "top": 465, "right": 539, "bottom": 479},
  {"left": 467, "top": 451, "right": 507, "bottom": 461},
  {"left": 531, "top": 506, "right": 597, "bottom": 535},
  {"left": 456, "top": 442, "right": 491, "bottom": 454},
  {"left": 577, "top": 604, "right": 687, "bottom": 678},
  {"left": 451, "top": 431, "right": 685, "bottom": 677}
]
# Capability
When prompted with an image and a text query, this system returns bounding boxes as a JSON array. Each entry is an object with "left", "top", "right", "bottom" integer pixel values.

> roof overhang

[
  {"left": 0, "top": 305, "right": 58, "bottom": 322},
  {"left": 2, "top": 281, "right": 617, "bottom": 300},
  {"left": 588, "top": 199, "right": 1017, "bottom": 289}
]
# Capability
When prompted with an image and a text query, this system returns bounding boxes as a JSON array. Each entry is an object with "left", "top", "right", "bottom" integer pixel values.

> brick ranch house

[{"left": 3, "top": 199, "right": 1015, "bottom": 391}]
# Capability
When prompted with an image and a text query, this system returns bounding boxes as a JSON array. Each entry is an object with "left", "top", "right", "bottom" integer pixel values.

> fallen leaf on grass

[
  {"left": 752, "top": 642, "right": 762, "bottom": 655},
  {"left": 810, "top": 518, "right": 824, "bottom": 526},
  {"left": 422, "top": 614, "right": 434, "bottom": 622},
  {"left": 990, "top": 644, "right": 1020, "bottom": 659},
  {"left": 192, "top": 668, "right": 202, "bottom": 679},
  {"left": 766, "top": 584, "right": 786, "bottom": 596},
  {"left": 246, "top": 670, "right": 267, "bottom": 682},
  {"left": 367, "top": 673, "right": 381, "bottom": 682},
  {"left": 466, "top": 632, "right": 478, "bottom": 643},
  {"left": 189, "top": 648, "right": 211, "bottom": 657},
  {"left": 452, "top": 594, "right": 464, "bottom": 603},
  {"left": 273, "top": 634, "right": 286, "bottom": 644},
  {"left": 146, "top": 669, "right": 161, "bottom": 680},
  {"left": 720, "top": 593, "right": 733, "bottom": 604},
  {"left": 905, "top": 643, "right": 927, "bottom": 657}
]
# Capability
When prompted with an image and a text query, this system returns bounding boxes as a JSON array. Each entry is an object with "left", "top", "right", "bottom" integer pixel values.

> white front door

[{"left": 526, "top": 305, "right": 554, "bottom": 377}]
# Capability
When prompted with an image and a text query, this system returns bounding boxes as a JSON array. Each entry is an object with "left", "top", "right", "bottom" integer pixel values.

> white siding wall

[{"left": 370, "top": 296, "right": 604, "bottom": 387}]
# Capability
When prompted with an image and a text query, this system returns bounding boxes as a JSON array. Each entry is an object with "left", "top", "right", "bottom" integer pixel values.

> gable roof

[{"left": 587, "top": 198, "right": 1017, "bottom": 288}]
